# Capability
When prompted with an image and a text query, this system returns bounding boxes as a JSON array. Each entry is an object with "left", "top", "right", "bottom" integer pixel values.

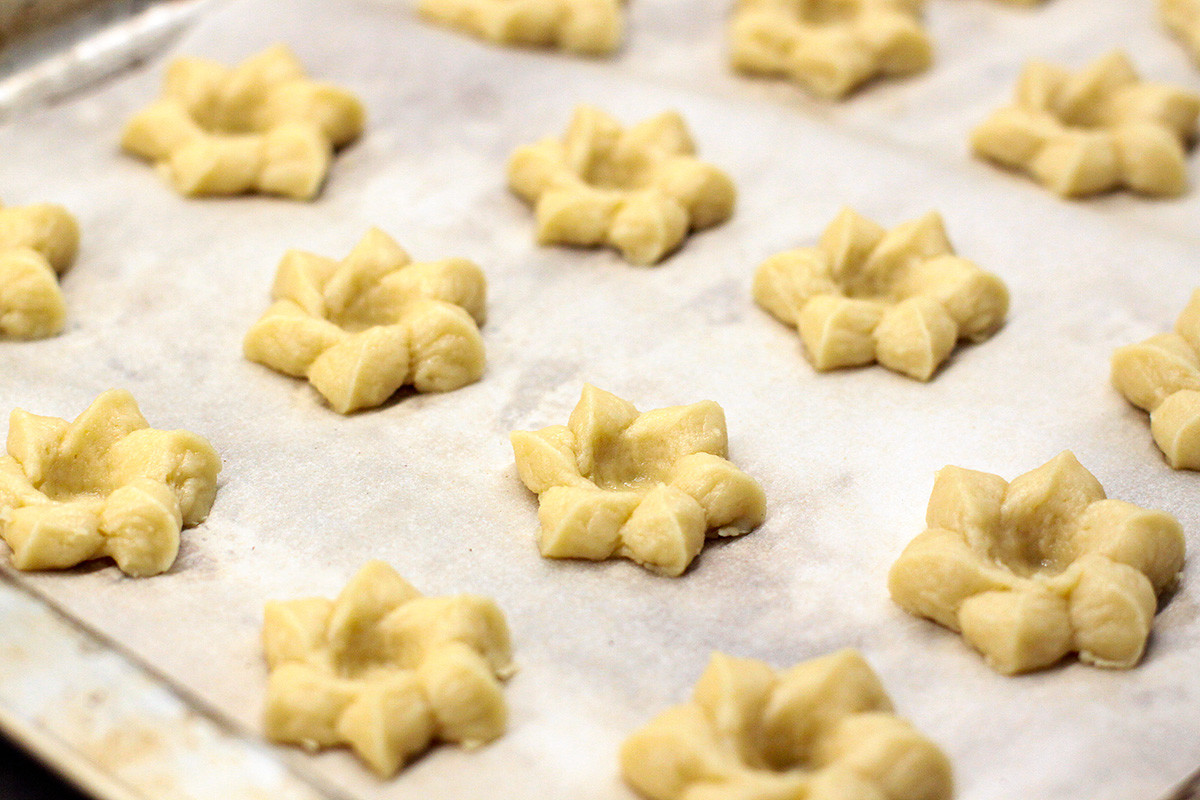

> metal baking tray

[{"left": 2, "top": 0, "right": 1199, "bottom": 797}]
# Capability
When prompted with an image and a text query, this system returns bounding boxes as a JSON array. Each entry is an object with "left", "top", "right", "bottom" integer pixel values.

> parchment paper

[{"left": 1, "top": 0, "right": 1199, "bottom": 797}]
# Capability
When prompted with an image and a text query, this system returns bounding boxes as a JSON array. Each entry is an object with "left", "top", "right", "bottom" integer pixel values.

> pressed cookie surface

[
  {"left": 243, "top": 228, "right": 486, "bottom": 413},
  {"left": 971, "top": 51, "right": 1200, "bottom": 198},
  {"left": 121, "top": 44, "right": 365, "bottom": 200},
  {"left": 511, "top": 384, "right": 765, "bottom": 576},
  {"left": 729, "top": 0, "right": 932, "bottom": 98},
  {"left": 0, "top": 390, "right": 221, "bottom": 577},
  {"left": 889, "top": 451, "right": 1185, "bottom": 674},
  {"left": 0, "top": 201, "right": 79, "bottom": 339},
  {"left": 1162, "top": 0, "right": 1200, "bottom": 66},
  {"left": 263, "top": 561, "right": 514, "bottom": 777},
  {"left": 508, "top": 105, "right": 735, "bottom": 264},
  {"left": 1112, "top": 289, "right": 1200, "bottom": 471},
  {"left": 621, "top": 649, "right": 953, "bottom": 800},
  {"left": 419, "top": 0, "right": 625, "bottom": 55},
  {"left": 754, "top": 207, "right": 1008, "bottom": 380}
]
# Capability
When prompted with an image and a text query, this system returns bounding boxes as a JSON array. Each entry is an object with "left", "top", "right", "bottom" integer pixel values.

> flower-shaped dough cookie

[
  {"left": 888, "top": 451, "right": 1185, "bottom": 674},
  {"left": 419, "top": 0, "right": 624, "bottom": 55},
  {"left": 0, "top": 200, "right": 79, "bottom": 339},
  {"left": 262, "top": 561, "right": 513, "bottom": 777},
  {"left": 508, "top": 105, "right": 736, "bottom": 265},
  {"left": 0, "top": 390, "right": 221, "bottom": 577},
  {"left": 511, "top": 384, "right": 766, "bottom": 576},
  {"left": 1112, "top": 289, "right": 1200, "bottom": 471},
  {"left": 753, "top": 208, "right": 1009, "bottom": 380},
  {"left": 620, "top": 650, "right": 953, "bottom": 800},
  {"left": 243, "top": 228, "right": 486, "bottom": 414},
  {"left": 121, "top": 44, "right": 365, "bottom": 200},
  {"left": 970, "top": 51, "right": 1200, "bottom": 197},
  {"left": 1162, "top": 0, "right": 1200, "bottom": 66},
  {"left": 729, "top": 0, "right": 931, "bottom": 98}
]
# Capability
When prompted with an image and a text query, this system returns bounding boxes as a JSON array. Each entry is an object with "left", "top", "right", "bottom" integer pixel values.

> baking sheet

[
  {"left": 1, "top": 0, "right": 1199, "bottom": 797},
  {"left": 0, "top": 574, "right": 327, "bottom": 800},
  {"left": 0, "top": 0, "right": 215, "bottom": 119}
]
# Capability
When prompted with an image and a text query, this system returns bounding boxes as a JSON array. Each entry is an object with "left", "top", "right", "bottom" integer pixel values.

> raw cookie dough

[
  {"left": 0, "top": 200, "right": 79, "bottom": 339},
  {"left": 1162, "top": 0, "right": 1200, "bottom": 67},
  {"left": 620, "top": 649, "right": 953, "bottom": 800},
  {"left": 243, "top": 228, "right": 486, "bottom": 414},
  {"left": 0, "top": 390, "right": 221, "bottom": 577},
  {"left": 1112, "top": 289, "right": 1200, "bottom": 470},
  {"left": 262, "top": 561, "right": 514, "bottom": 777},
  {"left": 970, "top": 51, "right": 1200, "bottom": 198},
  {"left": 419, "top": 0, "right": 624, "bottom": 55},
  {"left": 753, "top": 207, "right": 1008, "bottom": 380},
  {"left": 729, "top": 0, "right": 931, "bottom": 99},
  {"left": 121, "top": 44, "right": 365, "bottom": 200},
  {"left": 508, "top": 105, "right": 736, "bottom": 265},
  {"left": 888, "top": 451, "right": 1185, "bottom": 674},
  {"left": 510, "top": 384, "right": 765, "bottom": 576}
]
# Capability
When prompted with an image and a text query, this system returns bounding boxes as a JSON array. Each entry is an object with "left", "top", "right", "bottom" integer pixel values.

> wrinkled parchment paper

[{"left": 2, "top": 0, "right": 1199, "bottom": 797}]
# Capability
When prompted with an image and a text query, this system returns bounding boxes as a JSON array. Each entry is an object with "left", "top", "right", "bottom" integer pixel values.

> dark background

[{"left": 0, "top": 733, "right": 90, "bottom": 800}]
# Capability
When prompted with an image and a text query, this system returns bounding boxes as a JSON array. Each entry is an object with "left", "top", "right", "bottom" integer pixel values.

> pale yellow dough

[
  {"left": 1162, "top": 0, "right": 1200, "bottom": 66},
  {"left": 753, "top": 207, "right": 1008, "bottom": 380},
  {"left": 419, "top": 0, "right": 624, "bottom": 55},
  {"left": 243, "top": 228, "right": 486, "bottom": 414},
  {"left": 0, "top": 390, "right": 221, "bottom": 577},
  {"left": 508, "top": 105, "right": 736, "bottom": 265},
  {"left": 620, "top": 649, "right": 954, "bottom": 800},
  {"left": 729, "top": 0, "right": 931, "bottom": 99},
  {"left": 510, "top": 384, "right": 765, "bottom": 576},
  {"left": 0, "top": 200, "right": 79, "bottom": 339},
  {"left": 1112, "top": 289, "right": 1200, "bottom": 471},
  {"left": 888, "top": 451, "right": 1185, "bottom": 674},
  {"left": 262, "top": 561, "right": 513, "bottom": 777},
  {"left": 971, "top": 51, "right": 1200, "bottom": 198},
  {"left": 121, "top": 44, "right": 365, "bottom": 200}
]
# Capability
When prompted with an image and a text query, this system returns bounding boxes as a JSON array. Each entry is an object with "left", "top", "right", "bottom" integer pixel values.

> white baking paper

[{"left": 1, "top": 0, "right": 1198, "bottom": 797}]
